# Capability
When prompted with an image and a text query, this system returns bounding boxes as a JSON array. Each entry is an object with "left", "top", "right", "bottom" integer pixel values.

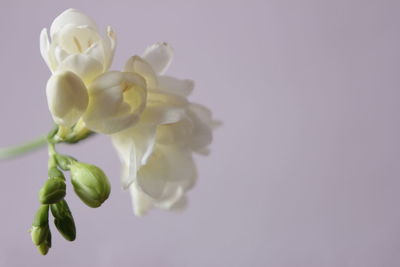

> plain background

[{"left": 0, "top": 0, "right": 400, "bottom": 266}]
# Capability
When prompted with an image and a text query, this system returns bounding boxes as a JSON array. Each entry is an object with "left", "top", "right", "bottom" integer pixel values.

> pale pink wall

[{"left": 0, "top": 0, "right": 400, "bottom": 266}]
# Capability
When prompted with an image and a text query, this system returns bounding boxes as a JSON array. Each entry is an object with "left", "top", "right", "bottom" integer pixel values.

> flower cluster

[{"left": 29, "top": 8, "right": 217, "bottom": 254}]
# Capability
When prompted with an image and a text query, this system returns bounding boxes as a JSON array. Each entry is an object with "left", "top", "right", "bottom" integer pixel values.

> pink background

[{"left": 1, "top": 0, "right": 400, "bottom": 266}]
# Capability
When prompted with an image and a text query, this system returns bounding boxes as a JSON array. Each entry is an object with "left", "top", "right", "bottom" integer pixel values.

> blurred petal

[
  {"left": 129, "top": 184, "right": 154, "bottom": 216},
  {"left": 40, "top": 28, "right": 51, "bottom": 70},
  {"left": 142, "top": 42, "right": 173, "bottom": 74},
  {"left": 158, "top": 76, "right": 194, "bottom": 97}
]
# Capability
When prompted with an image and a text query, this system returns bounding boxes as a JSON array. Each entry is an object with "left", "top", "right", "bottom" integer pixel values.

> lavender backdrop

[{"left": 0, "top": 0, "right": 399, "bottom": 266}]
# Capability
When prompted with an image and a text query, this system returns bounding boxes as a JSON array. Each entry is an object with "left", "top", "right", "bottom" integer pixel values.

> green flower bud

[
  {"left": 69, "top": 161, "right": 111, "bottom": 208},
  {"left": 50, "top": 200, "right": 76, "bottom": 241},
  {"left": 37, "top": 230, "right": 51, "bottom": 255},
  {"left": 39, "top": 178, "right": 66, "bottom": 204},
  {"left": 31, "top": 205, "right": 49, "bottom": 246}
]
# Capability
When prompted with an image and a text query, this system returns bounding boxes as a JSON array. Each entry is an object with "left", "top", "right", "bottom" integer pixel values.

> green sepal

[
  {"left": 55, "top": 154, "right": 76, "bottom": 171},
  {"left": 48, "top": 167, "right": 65, "bottom": 180}
]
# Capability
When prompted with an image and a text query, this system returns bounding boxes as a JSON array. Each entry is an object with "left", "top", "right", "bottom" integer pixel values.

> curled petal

[
  {"left": 124, "top": 56, "right": 158, "bottom": 88},
  {"left": 103, "top": 26, "right": 117, "bottom": 71},
  {"left": 83, "top": 71, "right": 147, "bottom": 134},
  {"left": 142, "top": 42, "right": 173, "bottom": 74},
  {"left": 46, "top": 71, "right": 88, "bottom": 126},
  {"left": 40, "top": 28, "right": 51, "bottom": 70},
  {"left": 158, "top": 76, "right": 194, "bottom": 97},
  {"left": 50, "top": 8, "right": 98, "bottom": 37},
  {"left": 129, "top": 184, "right": 154, "bottom": 216}
]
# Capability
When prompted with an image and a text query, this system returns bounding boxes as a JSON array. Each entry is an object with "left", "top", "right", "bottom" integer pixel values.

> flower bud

[
  {"left": 69, "top": 162, "right": 111, "bottom": 208},
  {"left": 50, "top": 200, "right": 76, "bottom": 241},
  {"left": 31, "top": 205, "right": 50, "bottom": 246},
  {"left": 39, "top": 178, "right": 66, "bottom": 204},
  {"left": 37, "top": 231, "right": 51, "bottom": 255}
]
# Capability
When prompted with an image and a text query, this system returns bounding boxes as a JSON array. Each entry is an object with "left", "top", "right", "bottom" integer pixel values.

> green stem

[{"left": 0, "top": 135, "right": 48, "bottom": 160}]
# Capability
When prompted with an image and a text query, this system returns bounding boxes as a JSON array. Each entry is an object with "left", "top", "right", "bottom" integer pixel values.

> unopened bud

[
  {"left": 50, "top": 200, "right": 76, "bottom": 241},
  {"left": 69, "top": 161, "right": 111, "bottom": 208},
  {"left": 39, "top": 178, "right": 66, "bottom": 204},
  {"left": 37, "top": 230, "right": 51, "bottom": 255},
  {"left": 31, "top": 205, "right": 50, "bottom": 246}
]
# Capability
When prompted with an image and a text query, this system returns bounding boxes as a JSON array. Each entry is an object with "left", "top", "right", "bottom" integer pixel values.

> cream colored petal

[
  {"left": 155, "top": 115, "right": 194, "bottom": 145},
  {"left": 85, "top": 42, "right": 104, "bottom": 65},
  {"left": 103, "top": 26, "right": 117, "bottom": 70},
  {"left": 129, "top": 183, "right": 154, "bottom": 216},
  {"left": 124, "top": 56, "right": 158, "bottom": 88},
  {"left": 136, "top": 147, "right": 169, "bottom": 199},
  {"left": 58, "top": 54, "right": 103, "bottom": 84},
  {"left": 158, "top": 76, "right": 194, "bottom": 97},
  {"left": 46, "top": 71, "right": 88, "bottom": 126},
  {"left": 50, "top": 8, "right": 98, "bottom": 37},
  {"left": 187, "top": 104, "right": 214, "bottom": 152},
  {"left": 112, "top": 124, "right": 157, "bottom": 188},
  {"left": 40, "top": 28, "right": 51, "bottom": 70},
  {"left": 83, "top": 71, "right": 147, "bottom": 134},
  {"left": 142, "top": 42, "right": 173, "bottom": 74}
]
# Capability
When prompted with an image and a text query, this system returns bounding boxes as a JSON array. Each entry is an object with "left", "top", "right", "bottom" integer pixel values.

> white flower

[
  {"left": 46, "top": 70, "right": 88, "bottom": 127},
  {"left": 112, "top": 43, "right": 218, "bottom": 216},
  {"left": 40, "top": 8, "right": 116, "bottom": 84}
]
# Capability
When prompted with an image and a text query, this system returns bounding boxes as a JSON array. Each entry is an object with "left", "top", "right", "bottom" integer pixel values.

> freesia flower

[
  {"left": 112, "top": 43, "right": 218, "bottom": 216},
  {"left": 40, "top": 8, "right": 116, "bottom": 84},
  {"left": 42, "top": 8, "right": 117, "bottom": 128}
]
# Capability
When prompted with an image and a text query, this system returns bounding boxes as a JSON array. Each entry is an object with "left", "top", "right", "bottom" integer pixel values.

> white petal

[
  {"left": 155, "top": 115, "right": 194, "bottom": 145},
  {"left": 112, "top": 124, "right": 157, "bottom": 188},
  {"left": 136, "top": 149, "right": 168, "bottom": 199},
  {"left": 84, "top": 42, "right": 104, "bottom": 64},
  {"left": 56, "top": 25, "right": 101, "bottom": 54},
  {"left": 58, "top": 54, "right": 103, "bottom": 84},
  {"left": 129, "top": 184, "right": 154, "bottom": 216},
  {"left": 124, "top": 56, "right": 158, "bottom": 88},
  {"left": 142, "top": 42, "right": 173, "bottom": 74},
  {"left": 187, "top": 104, "right": 215, "bottom": 152},
  {"left": 103, "top": 26, "right": 117, "bottom": 70},
  {"left": 83, "top": 71, "right": 147, "bottom": 134},
  {"left": 50, "top": 8, "right": 98, "bottom": 37},
  {"left": 158, "top": 76, "right": 194, "bottom": 97},
  {"left": 46, "top": 71, "right": 88, "bottom": 126},
  {"left": 40, "top": 28, "right": 51, "bottom": 70}
]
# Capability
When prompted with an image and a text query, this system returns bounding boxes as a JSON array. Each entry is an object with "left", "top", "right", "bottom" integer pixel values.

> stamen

[{"left": 73, "top": 37, "right": 83, "bottom": 53}]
